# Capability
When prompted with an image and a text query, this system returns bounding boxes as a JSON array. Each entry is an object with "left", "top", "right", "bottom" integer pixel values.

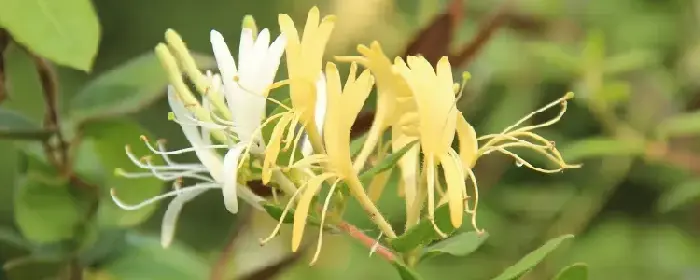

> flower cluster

[{"left": 111, "top": 7, "right": 580, "bottom": 263}]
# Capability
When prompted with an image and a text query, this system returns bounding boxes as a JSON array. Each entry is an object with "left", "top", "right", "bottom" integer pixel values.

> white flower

[{"left": 111, "top": 27, "right": 287, "bottom": 248}]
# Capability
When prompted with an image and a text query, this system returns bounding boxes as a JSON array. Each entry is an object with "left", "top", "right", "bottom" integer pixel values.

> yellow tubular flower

[
  {"left": 336, "top": 43, "right": 422, "bottom": 228},
  {"left": 394, "top": 56, "right": 468, "bottom": 231},
  {"left": 260, "top": 7, "right": 336, "bottom": 184},
  {"left": 278, "top": 6, "right": 336, "bottom": 145},
  {"left": 336, "top": 42, "right": 416, "bottom": 172},
  {"left": 262, "top": 62, "right": 378, "bottom": 265}
]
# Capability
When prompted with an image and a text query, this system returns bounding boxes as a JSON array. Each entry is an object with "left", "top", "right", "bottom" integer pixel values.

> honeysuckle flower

[
  {"left": 261, "top": 7, "right": 335, "bottom": 182},
  {"left": 111, "top": 86, "right": 266, "bottom": 248},
  {"left": 111, "top": 25, "right": 289, "bottom": 248},
  {"left": 393, "top": 56, "right": 473, "bottom": 232},
  {"left": 261, "top": 62, "right": 393, "bottom": 265},
  {"left": 336, "top": 42, "right": 423, "bottom": 227}
]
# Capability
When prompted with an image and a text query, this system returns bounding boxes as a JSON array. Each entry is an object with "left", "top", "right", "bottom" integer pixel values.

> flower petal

[
  {"left": 439, "top": 153, "right": 466, "bottom": 228},
  {"left": 210, "top": 30, "right": 238, "bottom": 80},
  {"left": 238, "top": 28, "right": 255, "bottom": 74},
  {"left": 161, "top": 186, "right": 209, "bottom": 248},
  {"left": 222, "top": 144, "right": 246, "bottom": 213},
  {"left": 301, "top": 74, "right": 328, "bottom": 156}
]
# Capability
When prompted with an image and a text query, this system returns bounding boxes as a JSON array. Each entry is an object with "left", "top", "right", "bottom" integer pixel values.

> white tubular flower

[
  {"left": 112, "top": 87, "right": 266, "bottom": 248},
  {"left": 210, "top": 28, "right": 286, "bottom": 146}
]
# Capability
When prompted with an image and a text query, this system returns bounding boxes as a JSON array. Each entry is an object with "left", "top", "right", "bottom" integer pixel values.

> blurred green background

[{"left": 2, "top": 0, "right": 700, "bottom": 279}]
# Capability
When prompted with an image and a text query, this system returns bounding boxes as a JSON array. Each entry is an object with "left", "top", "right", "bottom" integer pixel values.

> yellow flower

[
  {"left": 336, "top": 42, "right": 422, "bottom": 227},
  {"left": 393, "top": 56, "right": 469, "bottom": 231},
  {"left": 260, "top": 7, "right": 336, "bottom": 183},
  {"left": 260, "top": 62, "right": 379, "bottom": 265}
]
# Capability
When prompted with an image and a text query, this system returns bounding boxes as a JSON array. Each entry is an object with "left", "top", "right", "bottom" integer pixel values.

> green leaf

[
  {"left": 528, "top": 42, "right": 582, "bottom": 74},
  {"left": 0, "top": 227, "right": 30, "bottom": 250},
  {"left": 350, "top": 133, "right": 368, "bottom": 157},
  {"left": 604, "top": 50, "right": 656, "bottom": 75},
  {"left": 96, "top": 233, "right": 208, "bottom": 279},
  {"left": 14, "top": 173, "right": 84, "bottom": 244},
  {"left": 388, "top": 203, "right": 456, "bottom": 253},
  {"left": 3, "top": 257, "right": 65, "bottom": 280},
  {"left": 70, "top": 52, "right": 216, "bottom": 123},
  {"left": 82, "top": 120, "right": 165, "bottom": 227},
  {"left": 594, "top": 81, "right": 630, "bottom": 108},
  {"left": 359, "top": 140, "right": 418, "bottom": 181},
  {"left": 0, "top": 109, "right": 53, "bottom": 140},
  {"left": 420, "top": 231, "right": 489, "bottom": 262},
  {"left": 491, "top": 234, "right": 574, "bottom": 280},
  {"left": 656, "top": 111, "right": 700, "bottom": 138},
  {"left": 657, "top": 180, "right": 700, "bottom": 213},
  {"left": 391, "top": 260, "right": 424, "bottom": 280},
  {"left": 553, "top": 263, "right": 588, "bottom": 280},
  {"left": 0, "top": 0, "right": 99, "bottom": 71},
  {"left": 560, "top": 137, "right": 645, "bottom": 162}
]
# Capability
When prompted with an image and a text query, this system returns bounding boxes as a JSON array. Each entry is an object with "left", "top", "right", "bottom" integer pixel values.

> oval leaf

[
  {"left": 96, "top": 233, "right": 208, "bottom": 279},
  {"left": 560, "top": 138, "right": 645, "bottom": 162},
  {"left": 0, "top": 0, "right": 100, "bottom": 71},
  {"left": 491, "top": 234, "right": 574, "bottom": 280},
  {"left": 82, "top": 120, "right": 165, "bottom": 227},
  {"left": 657, "top": 111, "right": 700, "bottom": 138},
  {"left": 14, "top": 174, "right": 84, "bottom": 244},
  {"left": 70, "top": 52, "right": 216, "bottom": 123},
  {"left": 553, "top": 263, "right": 588, "bottom": 280},
  {"left": 0, "top": 109, "right": 53, "bottom": 140},
  {"left": 420, "top": 231, "right": 489, "bottom": 262},
  {"left": 657, "top": 180, "right": 700, "bottom": 213}
]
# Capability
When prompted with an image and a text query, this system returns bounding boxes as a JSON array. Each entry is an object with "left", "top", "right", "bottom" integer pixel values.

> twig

[
  {"left": 450, "top": 0, "right": 514, "bottom": 67},
  {"left": 210, "top": 209, "right": 253, "bottom": 280},
  {"left": 337, "top": 221, "right": 396, "bottom": 262},
  {"left": 32, "top": 56, "right": 69, "bottom": 169}
]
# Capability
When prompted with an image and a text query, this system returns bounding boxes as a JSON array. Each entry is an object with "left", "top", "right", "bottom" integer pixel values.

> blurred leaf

[
  {"left": 3, "top": 257, "right": 65, "bottom": 280},
  {"left": 78, "top": 229, "right": 127, "bottom": 266},
  {"left": 528, "top": 42, "right": 581, "bottom": 74},
  {"left": 391, "top": 260, "right": 424, "bottom": 280},
  {"left": 389, "top": 203, "right": 455, "bottom": 253},
  {"left": 553, "top": 263, "right": 588, "bottom": 280},
  {"left": 420, "top": 231, "right": 489, "bottom": 262},
  {"left": 0, "top": 108, "right": 53, "bottom": 140},
  {"left": 358, "top": 140, "right": 418, "bottom": 181},
  {"left": 491, "top": 234, "right": 574, "bottom": 280},
  {"left": 583, "top": 30, "right": 605, "bottom": 68},
  {"left": 83, "top": 120, "right": 164, "bottom": 227},
  {"left": 560, "top": 137, "right": 645, "bottom": 161},
  {"left": 70, "top": 52, "right": 215, "bottom": 123},
  {"left": 14, "top": 173, "right": 84, "bottom": 244},
  {"left": 657, "top": 180, "right": 700, "bottom": 213},
  {"left": 656, "top": 111, "right": 700, "bottom": 138},
  {"left": 0, "top": 0, "right": 99, "bottom": 71},
  {"left": 604, "top": 50, "right": 656, "bottom": 75},
  {"left": 595, "top": 81, "right": 630, "bottom": 108},
  {"left": 96, "top": 233, "right": 208, "bottom": 279},
  {"left": 0, "top": 226, "right": 30, "bottom": 250},
  {"left": 350, "top": 133, "right": 368, "bottom": 157}
]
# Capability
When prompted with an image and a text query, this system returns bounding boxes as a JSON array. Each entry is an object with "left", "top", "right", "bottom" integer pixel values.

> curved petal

[
  {"left": 161, "top": 186, "right": 210, "bottom": 248},
  {"left": 210, "top": 30, "right": 238, "bottom": 80},
  {"left": 222, "top": 144, "right": 246, "bottom": 213},
  {"left": 301, "top": 74, "right": 328, "bottom": 156}
]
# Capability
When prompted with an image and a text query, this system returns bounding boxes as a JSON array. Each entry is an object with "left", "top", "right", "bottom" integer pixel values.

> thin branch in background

[
  {"left": 450, "top": 0, "right": 514, "bottom": 67},
  {"left": 32, "top": 55, "right": 69, "bottom": 169},
  {"left": 210, "top": 208, "right": 253, "bottom": 280}
]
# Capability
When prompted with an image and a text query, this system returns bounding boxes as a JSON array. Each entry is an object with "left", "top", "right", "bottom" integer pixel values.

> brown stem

[
  {"left": 450, "top": 0, "right": 514, "bottom": 68},
  {"left": 33, "top": 55, "right": 70, "bottom": 169},
  {"left": 337, "top": 221, "right": 395, "bottom": 262}
]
